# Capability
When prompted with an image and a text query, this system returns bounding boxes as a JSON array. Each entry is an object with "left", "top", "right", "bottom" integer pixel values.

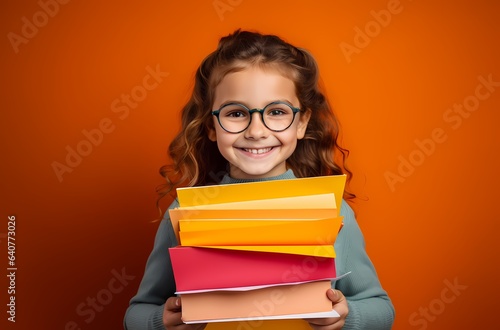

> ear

[
  {"left": 208, "top": 125, "right": 217, "bottom": 142},
  {"left": 296, "top": 109, "right": 311, "bottom": 139}
]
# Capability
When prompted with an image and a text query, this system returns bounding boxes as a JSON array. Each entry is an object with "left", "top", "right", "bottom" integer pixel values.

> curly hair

[{"left": 157, "top": 29, "right": 355, "bottom": 207}]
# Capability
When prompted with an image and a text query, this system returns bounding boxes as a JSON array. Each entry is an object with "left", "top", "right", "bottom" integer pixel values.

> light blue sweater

[{"left": 124, "top": 170, "right": 395, "bottom": 329}]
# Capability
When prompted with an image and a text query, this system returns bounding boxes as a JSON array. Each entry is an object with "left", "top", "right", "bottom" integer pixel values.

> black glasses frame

[{"left": 212, "top": 101, "right": 301, "bottom": 134}]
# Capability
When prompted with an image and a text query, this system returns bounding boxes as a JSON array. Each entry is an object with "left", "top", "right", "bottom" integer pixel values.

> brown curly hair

[{"left": 157, "top": 29, "right": 355, "bottom": 207}]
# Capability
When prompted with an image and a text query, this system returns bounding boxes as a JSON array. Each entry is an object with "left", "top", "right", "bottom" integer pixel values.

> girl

[{"left": 124, "top": 30, "right": 395, "bottom": 330}]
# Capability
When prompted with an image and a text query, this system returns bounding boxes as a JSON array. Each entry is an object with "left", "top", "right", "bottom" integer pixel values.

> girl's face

[{"left": 209, "top": 66, "right": 310, "bottom": 179}]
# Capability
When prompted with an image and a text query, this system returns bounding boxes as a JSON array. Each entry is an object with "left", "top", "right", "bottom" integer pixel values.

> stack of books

[{"left": 168, "top": 175, "right": 347, "bottom": 323}]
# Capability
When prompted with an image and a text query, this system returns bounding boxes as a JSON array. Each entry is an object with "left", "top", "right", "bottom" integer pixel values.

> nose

[{"left": 244, "top": 112, "right": 268, "bottom": 139}]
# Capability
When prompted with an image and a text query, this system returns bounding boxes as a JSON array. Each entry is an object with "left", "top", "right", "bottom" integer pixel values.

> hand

[
  {"left": 163, "top": 296, "right": 207, "bottom": 330},
  {"left": 307, "top": 289, "right": 348, "bottom": 330}
]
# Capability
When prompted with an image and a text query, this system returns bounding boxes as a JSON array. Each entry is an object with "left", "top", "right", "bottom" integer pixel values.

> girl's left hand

[{"left": 307, "top": 289, "right": 348, "bottom": 330}]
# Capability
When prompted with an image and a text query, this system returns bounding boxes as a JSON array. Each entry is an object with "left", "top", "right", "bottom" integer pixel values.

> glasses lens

[
  {"left": 263, "top": 103, "right": 295, "bottom": 131},
  {"left": 219, "top": 104, "right": 250, "bottom": 133},
  {"left": 217, "top": 102, "right": 297, "bottom": 133}
]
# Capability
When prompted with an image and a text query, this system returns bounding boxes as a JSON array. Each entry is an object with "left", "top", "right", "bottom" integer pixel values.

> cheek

[
  {"left": 214, "top": 129, "right": 239, "bottom": 148},
  {"left": 277, "top": 131, "right": 299, "bottom": 150}
]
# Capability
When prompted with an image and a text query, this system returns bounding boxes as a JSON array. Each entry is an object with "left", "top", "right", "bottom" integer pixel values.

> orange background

[{"left": 1, "top": 0, "right": 499, "bottom": 329}]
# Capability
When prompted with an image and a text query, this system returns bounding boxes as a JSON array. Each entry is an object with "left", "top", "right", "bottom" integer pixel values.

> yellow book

[{"left": 176, "top": 175, "right": 346, "bottom": 210}]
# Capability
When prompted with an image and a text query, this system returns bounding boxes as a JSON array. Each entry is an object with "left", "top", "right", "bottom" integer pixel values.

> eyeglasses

[{"left": 212, "top": 101, "right": 301, "bottom": 134}]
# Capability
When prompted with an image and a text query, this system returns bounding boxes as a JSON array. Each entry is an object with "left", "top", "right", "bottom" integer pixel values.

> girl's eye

[
  {"left": 225, "top": 110, "right": 247, "bottom": 118},
  {"left": 267, "top": 108, "right": 287, "bottom": 116}
]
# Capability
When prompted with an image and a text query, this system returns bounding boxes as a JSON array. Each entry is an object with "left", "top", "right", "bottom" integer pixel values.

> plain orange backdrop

[{"left": 1, "top": 0, "right": 499, "bottom": 329}]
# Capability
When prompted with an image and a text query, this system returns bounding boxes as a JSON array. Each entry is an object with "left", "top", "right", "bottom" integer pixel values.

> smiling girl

[{"left": 124, "top": 30, "right": 395, "bottom": 330}]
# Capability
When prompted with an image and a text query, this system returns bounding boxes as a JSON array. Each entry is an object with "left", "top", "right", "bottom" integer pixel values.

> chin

[{"left": 232, "top": 166, "right": 283, "bottom": 179}]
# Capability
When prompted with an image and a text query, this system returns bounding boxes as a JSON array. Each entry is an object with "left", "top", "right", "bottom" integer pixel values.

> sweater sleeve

[
  {"left": 334, "top": 201, "right": 395, "bottom": 329},
  {"left": 124, "top": 200, "right": 179, "bottom": 330}
]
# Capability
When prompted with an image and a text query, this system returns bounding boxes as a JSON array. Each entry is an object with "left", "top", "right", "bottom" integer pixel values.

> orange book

[
  {"left": 169, "top": 208, "right": 338, "bottom": 245},
  {"left": 180, "top": 280, "right": 333, "bottom": 323},
  {"left": 199, "top": 245, "right": 336, "bottom": 258},
  {"left": 179, "top": 217, "right": 342, "bottom": 246}
]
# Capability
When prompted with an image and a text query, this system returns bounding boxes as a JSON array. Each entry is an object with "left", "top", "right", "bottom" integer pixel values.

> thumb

[
  {"left": 327, "top": 289, "right": 343, "bottom": 304},
  {"left": 165, "top": 296, "right": 182, "bottom": 312}
]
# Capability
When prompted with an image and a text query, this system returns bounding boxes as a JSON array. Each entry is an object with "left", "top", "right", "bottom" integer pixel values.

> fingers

[
  {"left": 307, "top": 289, "right": 348, "bottom": 330},
  {"left": 164, "top": 297, "right": 208, "bottom": 329},
  {"left": 327, "top": 288, "right": 343, "bottom": 304},
  {"left": 194, "top": 323, "right": 208, "bottom": 330},
  {"left": 165, "top": 296, "right": 181, "bottom": 312},
  {"left": 308, "top": 318, "right": 344, "bottom": 330},
  {"left": 163, "top": 297, "right": 183, "bottom": 328},
  {"left": 308, "top": 317, "right": 333, "bottom": 326}
]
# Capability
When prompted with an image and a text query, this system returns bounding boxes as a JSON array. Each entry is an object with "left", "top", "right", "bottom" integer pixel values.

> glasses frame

[{"left": 212, "top": 101, "right": 301, "bottom": 134}]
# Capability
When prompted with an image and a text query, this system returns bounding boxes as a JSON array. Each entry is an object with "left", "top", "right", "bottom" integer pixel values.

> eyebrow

[{"left": 218, "top": 99, "right": 297, "bottom": 108}]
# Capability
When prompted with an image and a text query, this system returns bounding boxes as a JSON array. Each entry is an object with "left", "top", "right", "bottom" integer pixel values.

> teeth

[{"left": 244, "top": 147, "right": 272, "bottom": 154}]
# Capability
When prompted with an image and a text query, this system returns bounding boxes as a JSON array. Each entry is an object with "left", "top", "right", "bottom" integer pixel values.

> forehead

[{"left": 213, "top": 66, "right": 299, "bottom": 107}]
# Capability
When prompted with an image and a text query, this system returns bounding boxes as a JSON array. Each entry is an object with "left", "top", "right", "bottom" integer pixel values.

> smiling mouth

[{"left": 241, "top": 147, "right": 274, "bottom": 154}]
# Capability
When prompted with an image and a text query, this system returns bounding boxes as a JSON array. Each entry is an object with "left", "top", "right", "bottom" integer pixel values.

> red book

[{"left": 169, "top": 246, "right": 336, "bottom": 292}]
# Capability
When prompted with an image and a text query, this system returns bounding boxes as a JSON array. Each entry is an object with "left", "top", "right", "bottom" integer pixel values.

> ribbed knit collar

[{"left": 220, "top": 169, "right": 296, "bottom": 184}]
